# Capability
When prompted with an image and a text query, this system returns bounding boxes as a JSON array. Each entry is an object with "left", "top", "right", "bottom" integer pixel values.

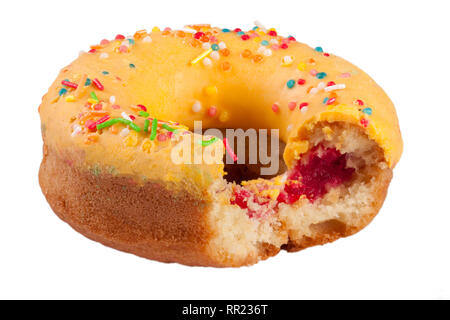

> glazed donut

[{"left": 39, "top": 24, "right": 402, "bottom": 267}]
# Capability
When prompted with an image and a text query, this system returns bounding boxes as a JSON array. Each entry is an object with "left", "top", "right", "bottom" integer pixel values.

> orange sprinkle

[
  {"left": 242, "top": 49, "right": 252, "bottom": 58},
  {"left": 133, "top": 30, "right": 147, "bottom": 39},
  {"left": 308, "top": 58, "right": 316, "bottom": 64},
  {"left": 221, "top": 61, "right": 231, "bottom": 71},
  {"left": 109, "top": 124, "right": 118, "bottom": 134},
  {"left": 161, "top": 30, "right": 171, "bottom": 36},
  {"left": 252, "top": 54, "right": 263, "bottom": 63},
  {"left": 220, "top": 48, "right": 230, "bottom": 56},
  {"left": 176, "top": 30, "right": 186, "bottom": 38},
  {"left": 200, "top": 35, "right": 210, "bottom": 42}
]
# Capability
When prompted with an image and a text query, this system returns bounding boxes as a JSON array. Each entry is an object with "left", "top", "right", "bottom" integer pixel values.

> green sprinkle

[
  {"left": 144, "top": 119, "right": 150, "bottom": 132},
  {"left": 150, "top": 118, "right": 158, "bottom": 140},
  {"left": 96, "top": 118, "right": 141, "bottom": 132},
  {"left": 96, "top": 118, "right": 119, "bottom": 130},
  {"left": 90, "top": 91, "right": 99, "bottom": 101},
  {"left": 129, "top": 63, "right": 136, "bottom": 68},
  {"left": 139, "top": 111, "right": 150, "bottom": 118},
  {"left": 198, "top": 137, "right": 218, "bottom": 147},
  {"left": 162, "top": 124, "right": 176, "bottom": 132}
]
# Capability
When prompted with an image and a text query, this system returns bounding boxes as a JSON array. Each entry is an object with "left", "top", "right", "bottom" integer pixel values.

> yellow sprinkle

[
  {"left": 124, "top": 131, "right": 139, "bottom": 147},
  {"left": 152, "top": 26, "right": 160, "bottom": 32},
  {"left": 219, "top": 111, "right": 230, "bottom": 122},
  {"left": 190, "top": 48, "right": 213, "bottom": 65},
  {"left": 204, "top": 85, "right": 218, "bottom": 96},
  {"left": 260, "top": 189, "right": 280, "bottom": 199},
  {"left": 297, "top": 62, "right": 307, "bottom": 71},
  {"left": 88, "top": 98, "right": 98, "bottom": 105},
  {"left": 65, "top": 95, "right": 75, "bottom": 102}
]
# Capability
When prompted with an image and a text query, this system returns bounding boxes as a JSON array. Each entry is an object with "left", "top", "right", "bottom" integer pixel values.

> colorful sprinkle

[
  {"left": 144, "top": 119, "right": 150, "bottom": 132},
  {"left": 261, "top": 40, "right": 269, "bottom": 46},
  {"left": 139, "top": 111, "right": 150, "bottom": 117},
  {"left": 59, "top": 88, "right": 67, "bottom": 96},
  {"left": 315, "top": 47, "right": 323, "bottom": 52},
  {"left": 286, "top": 80, "right": 296, "bottom": 89},
  {"left": 150, "top": 118, "right": 158, "bottom": 140},
  {"left": 211, "top": 44, "right": 220, "bottom": 51},
  {"left": 192, "top": 101, "right": 202, "bottom": 112},
  {"left": 223, "top": 138, "right": 238, "bottom": 162},
  {"left": 199, "top": 137, "right": 218, "bottom": 146},
  {"left": 61, "top": 80, "right": 78, "bottom": 89},
  {"left": 93, "top": 78, "right": 104, "bottom": 90},
  {"left": 354, "top": 99, "right": 364, "bottom": 106},
  {"left": 129, "top": 63, "right": 136, "bottom": 68},
  {"left": 362, "top": 108, "right": 373, "bottom": 115},
  {"left": 207, "top": 106, "right": 217, "bottom": 117},
  {"left": 288, "top": 101, "right": 297, "bottom": 110},
  {"left": 162, "top": 124, "right": 177, "bottom": 132},
  {"left": 190, "top": 48, "right": 213, "bottom": 65},
  {"left": 90, "top": 91, "right": 99, "bottom": 102},
  {"left": 297, "top": 79, "right": 306, "bottom": 85},
  {"left": 316, "top": 72, "right": 327, "bottom": 79},
  {"left": 272, "top": 103, "right": 280, "bottom": 113}
]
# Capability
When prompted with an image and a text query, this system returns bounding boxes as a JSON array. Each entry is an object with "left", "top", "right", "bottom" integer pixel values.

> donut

[{"left": 39, "top": 24, "right": 402, "bottom": 267}]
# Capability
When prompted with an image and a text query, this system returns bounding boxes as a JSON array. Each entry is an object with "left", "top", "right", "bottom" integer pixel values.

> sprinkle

[
  {"left": 71, "top": 125, "right": 82, "bottom": 137},
  {"left": 203, "top": 57, "right": 212, "bottom": 66},
  {"left": 326, "top": 97, "right": 336, "bottom": 105},
  {"left": 252, "top": 55, "right": 263, "bottom": 63},
  {"left": 121, "top": 112, "right": 132, "bottom": 121},
  {"left": 96, "top": 118, "right": 140, "bottom": 132},
  {"left": 150, "top": 118, "right": 158, "bottom": 140},
  {"left": 340, "top": 72, "right": 352, "bottom": 78},
  {"left": 143, "top": 36, "right": 152, "bottom": 43},
  {"left": 99, "top": 53, "right": 109, "bottom": 59},
  {"left": 119, "top": 45, "right": 128, "bottom": 53},
  {"left": 360, "top": 118, "right": 369, "bottom": 127},
  {"left": 218, "top": 42, "right": 227, "bottom": 49},
  {"left": 317, "top": 82, "right": 326, "bottom": 90},
  {"left": 300, "top": 106, "right": 308, "bottom": 113},
  {"left": 261, "top": 40, "right": 269, "bottom": 46},
  {"left": 192, "top": 101, "right": 202, "bottom": 112},
  {"left": 115, "top": 34, "right": 125, "bottom": 40},
  {"left": 222, "top": 28, "right": 231, "bottom": 32},
  {"left": 157, "top": 133, "right": 168, "bottom": 142},
  {"left": 202, "top": 42, "right": 211, "bottom": 50},
  {"left": 263, "top": 49, "right": 272, "bottom": 56},
  {"left": 210, "top": 51, "right": 220, "bottom": 60},
  {"left": 280, "top": 43, "right": 288, "bottom": 49},
  {"left": 272, "top": 103, "right": 280, "bottom": 113},
  {"left": 223, "top": 138, "right": 238, "bottom": 162},
  {"left": 190, "top": 48, "right": 213, "bottom": 65},
  {"left": 288, "top": 101, "right": 297, "bottom": 110},
  {"left": 354, "top": 99, "right": 364, "bottom": 106},
  {"left": 139, "top": 111, "right": 150, "bottom": 117},
  {"left": 199, "top": 137, "right": 218, "bottom": 146},
  {"left": 309, "top": 88, "right": 319, "bottom": 95},
  {"left": 211, "top": 44, "right": 220, "bottom": 51},
  {"left": 315, "top": 47, "right": 323, "bottom": 52},
  {"left": 324, "top": 84, "right": 346, "bottom": 92},
  {"left": 282, "top": 56, "right": 293, "bottom": 66},
  {"left": 65, "top": 95, "right": 75, "bottom": 102},
  {"left": 87, "top": 115, "right": 110, "bottom": 130},
  {"left": 61, "top": 80, "right": 78, "bottom": 89},
  {"left": 120, "top": 127, "right": 130, "bottom": 137},
  {"left": 128, "top": 39, "right": 135, "bottom": 45},
  {"left": 194, "top": 32, "right": 205, "bottom": 39},
  {"left": 323, "top": 97, "right": 329, "bottom": 104},
  {"left": 269, "top": 39, "right": 279, "bottom": 44},
  {"left": 221, "top": 61, "right": 231, "bottom": 71},
  {"left": 205, "top": 85, "right": 218, "bottom": 96},
  {"left": 102, "top": 71, "right": 109, "bottom": 75},
  {"left": 144, "top": 119, "right": 150, "bottom": 132},
  {"left": 137, "top": 104, "right": 147, "bottom": 111},
  {"left": 85, "top": 78, "right": 91, "bottom": 86},
  {"left": 241, "top": 34, "right": 250, "bottom": 40},
  {"left": 286, "top": 80, "right": 296, "bottom": 89},
  {"left": 207, "top": 106, "right": 217, "bottom": 117},
  {"left": 129, "top": 63, "right": 136, "bottom": 68},
  {"left": 316, "top": 72, "right": 327, "bottom": 79},
  {"left": 90, "top": 91, "right": 99, "bottom": 102},
  {"left": 242, "top": 49, "right": 252, "bottom": 58},
  {"left": 162, "top": 124, "right": 177, "bottom": 132},
  {"left": 297, "top": 62, "right": 307, "bottom": 71},
  {"left": 268, "top": 30, "right": 277, "bottom": 37},
  {"left": 59, "top": 88, "right": 68, "bottom": 96},
  {"left": 362, "top": 107, "right": 373, "bottom": 115},
  {"left": 299, "top": 102, "right": 309, "bottom": 109},
  {"left": 309, "top": 69, "right": 318, "bottom": 76},
  {"left": 109, "top": 96, "right": 116, "bottom": 104},
  {"left": 112, "top": 104, "right": 120, "bottom": 109},
  {"left": 93, "top": 78, "right": 104, "bottom": 90},
  {"left": 297, "top": 79, "right": 306, "bottom": 85}
]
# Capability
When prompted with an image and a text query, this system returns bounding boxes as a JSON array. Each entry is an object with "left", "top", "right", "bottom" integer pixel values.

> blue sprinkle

[
  {"left": 261, "top": 40, "right": 269, "bottom": 46},
  {"left": 237, "top": 31, "right": 245, "bottom": 36},
  {"left": 102, "top": 71, "right": 109, "bottom": 75},
  {"left": 211, "top": 44, "right": 220, "bottom": 51},
  {"left": 362, "top": 107, "right": 373, "bottom": 115},
  {"left": 252, "top": 26, "right": 258, "bottom": 30},
  {"left": 286, "top": 79, "right": 296, "bottom": 89},
  {"left": 316, "top": 72, "right": 327, "bottom": 79},
  {"left": 315, "top": 47, "right": 324, "bottom": 53},
  {"left": 85, "top": 78, "right": 91, "bottom": 86},
  {"left": 128, "top": 39, "right": 135, "bottom": 45},
  {"left": 129, "top": 63, "right": 136, "bottom": 68},
  {"left": 323, "top": 97, "right": 329, "bottom": 104},
  {"left": 222, "top": 28, "right": 230, "bottom": 32},
  {"left": 59, "top": 88, "right": 68, "bottom": 96}
]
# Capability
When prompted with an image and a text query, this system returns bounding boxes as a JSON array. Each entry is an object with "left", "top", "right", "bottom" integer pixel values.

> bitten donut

[{"left": 39, "top": 24, "right": 402, "bottom": 267}]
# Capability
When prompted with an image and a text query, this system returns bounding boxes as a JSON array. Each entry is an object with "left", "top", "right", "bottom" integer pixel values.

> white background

[{"left": 1, "top": 0, "right": 449, "bottom": 299}]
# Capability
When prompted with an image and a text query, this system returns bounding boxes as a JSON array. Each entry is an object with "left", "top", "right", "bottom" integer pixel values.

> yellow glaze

[{"left": 39, "top": 25, "right": 402, "bottom": 195}]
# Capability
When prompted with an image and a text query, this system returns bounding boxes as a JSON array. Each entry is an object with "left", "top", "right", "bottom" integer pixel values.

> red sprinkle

[
  {"left": 100, "top": 39, "right": 109, "bottom": 45},
  {"left": 111, "top": 104, "right": 120, "bottom": 109},
  {"left": 115, "top": 34, "right": 125, "bottom": 40},
  {"left": 324, "top": 53, "right": 330, "bottom": 57},
  {"left": 360, "top": 118, "right": 369, "bottom": 127},
  {"left": 288, "top": 101, "right": 297, "bottom": 110},
  {"left": 288, "top": 36, "right": 296, "bottom": 41},
  {"left": 354, "top": 99, "right": 364, "bottom": 106},
  {"left": 280, "top": 43, "right": 288, "bottom": 49},
  {"left": 241, "top": 34, "right": 250, "bottom": 41},
  {"left": 299, "top": 102, "right": 309, "bottom": 109},
  {"left": 234, "top": 28, "right": 242, "bottom": 33},
  {"left": 297, "top": 79, "right": 306, "bottom": 85},
  {"left": 157, "top": 133, "right": 168, "bottom": 142},
  {"left": 268, "top": 30, "right": 277, "bottom": 36},
  {"left": 92, "top": 78, "right": 104, "bottom": 91},
  {"left": 207, "top": 106, "right": 217, "bottom": 117},
  {"left": 93, "top": 104, "right": 102, "bottom": 110},
  {"left": 61, "top": 80, "right": 78, "bottom": 89},
  {"left": 194, "top": 32, "right": 204, "bottom": 39},
  {"left": 88, "top": 49, "right": 96, "bottom": 53},
  {"left": 327, "top": 81, "right": 336, "bottom": 87},
  {"left": 272, "top": 103, "right": 280, "bottom": 113},
  {"left": 85, "top": 119, "right": 96, "bottom": 130},
  {"left": 129, "top": 115, "right": 136, "bottom": 120},
  {"left": 137, "top": 104, "right": 147, "bottom": 111},
  {"left": 326, "top": 97, "right": 336, "bottom": 105}
]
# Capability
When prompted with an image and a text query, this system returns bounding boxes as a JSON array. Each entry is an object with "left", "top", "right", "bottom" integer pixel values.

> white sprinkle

[
  {"left": 121, "top": 112, "right": 132, "bottom": 121},
  {"left": 143, "top": 36, "right": 152, "bottom": 43},
  {"left": 218, "top": 41, "right": 227, "bottom": 49},
  {"left": 202, "top": 42, "right": 211, "bottom": 50},
  {"left": 192, "top": 101, "right": 202, "bottom": 113},
  {"left": 309, "top": 88, "right": 319, "bottom": 95},
  {"left": 121, "top": 41, "right": 130, "bottom": 47},
  {"left": 203, "top": 57, "right": 212, "bottom": 67},
  {"left": 301, "top": 106, "right": 308, "bottom": 113},
  {"left": 282, "top": 55, "right": 293, "bottom": 65},
  {"left": 210, "top": 51, "right": 220, "bottom": 60},
  {"left": 317, "top": 82, "right": 326, "bottom": 90},
  {"left": 119, "top": 128, "right": 130, "bottom": 137},
  {"left": 286, "top": 124, "right": 293, "bottom": 132},
  {"left": 109, "top": 96, "right": 116, "bottom": 104},
  {"left": 254, "top": 20, "right": 266, "bottom": 30},
  {"left": 263, "top": 49, "right": 272, "bottom": 57},
  {"left": 71, "top": 125, "right": 82, "bottom": 137},
  {"left": 182, "top": 27, "right": 196, "bottom": 33},
  {"left": 324, "top": 84, "right": 346, "bottom": 92},
  {"left": 257, "top": 46, "right": 266, "bottom": 54},
  {"left": 99, "top": 52, "right": 109, "bottom": 59},
  {"left": 270, "top": 39, "right": 279, "bottom": 44}
]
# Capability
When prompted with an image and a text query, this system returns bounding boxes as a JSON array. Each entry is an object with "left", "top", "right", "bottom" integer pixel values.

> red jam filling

[{"left": 231, "top": 146, "right": 355, "bottom": 217}]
